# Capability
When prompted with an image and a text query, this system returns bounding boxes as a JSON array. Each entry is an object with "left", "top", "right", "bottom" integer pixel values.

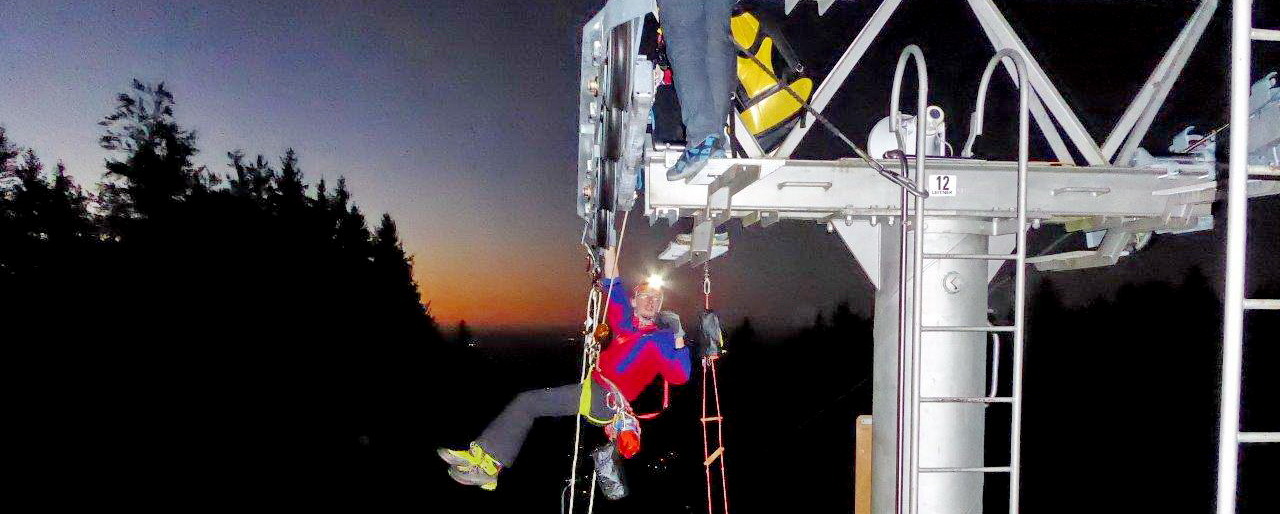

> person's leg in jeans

[
  {"left": 476, "top": 381, "right": 610, "bottom": 466},
  {"left": 657, "top": 0, "right": 714, "bottom": 143},
  {"left": 438, "top": 381, "right": 611, "bottom": 489},
  {"left": 703, "top": 0, "right": 738, "bottom": 142},
  {"left": 658, "top": 0, "right": 738, "bottom": 180}
]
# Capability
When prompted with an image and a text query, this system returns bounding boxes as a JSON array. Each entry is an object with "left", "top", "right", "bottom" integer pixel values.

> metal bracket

[
  {"left": 1026, "top": 229, "right": 1135, "bottom": 271},
  {"left": 671, "top": 164, "right": 761, "bottom": 267}
]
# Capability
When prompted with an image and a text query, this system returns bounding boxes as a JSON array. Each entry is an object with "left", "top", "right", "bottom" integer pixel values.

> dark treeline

[{"left": 2, "top": 81, "right": 444, "bottom": 504}]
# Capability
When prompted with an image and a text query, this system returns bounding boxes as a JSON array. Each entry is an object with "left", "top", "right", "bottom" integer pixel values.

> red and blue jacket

[{"left": 596, "top": 278, "right": 692, "bottom": 401}]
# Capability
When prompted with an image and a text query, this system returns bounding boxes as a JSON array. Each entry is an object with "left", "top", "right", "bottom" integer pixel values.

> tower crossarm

[{"left": 643, "top": 156, "right": 1275, "bottom": 229}]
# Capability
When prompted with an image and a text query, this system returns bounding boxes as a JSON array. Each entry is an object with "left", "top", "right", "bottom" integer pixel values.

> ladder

[
  {"left": 701, "top": 356, "right": 729, "bottom": 514},
  {"left": 895, "top": 47, "right": 1032, "bottom": 514},
  {"left": 1215, "top": 3, "right": 1279, "bottom": 513}
]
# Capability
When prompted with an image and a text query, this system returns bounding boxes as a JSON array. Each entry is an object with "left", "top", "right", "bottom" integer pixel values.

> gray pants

[
  {"left": 657, "top": 0, "right": 739, "bottom": 144},
  {"left": 477, "top": 381, "right": 612, "bottom": 467}
]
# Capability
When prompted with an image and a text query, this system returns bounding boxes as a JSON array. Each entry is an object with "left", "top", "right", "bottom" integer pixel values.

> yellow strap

[{"left": 579, "top": 374, "right": 618, "bottom": 426}]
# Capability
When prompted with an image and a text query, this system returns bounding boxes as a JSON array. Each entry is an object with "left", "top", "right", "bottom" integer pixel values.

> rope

[
  {"left": 569, "top": 208, "right": 631, "bottom": 514},
  {"left": 702, "top": 357, "right": 729, "bottom": 514}
]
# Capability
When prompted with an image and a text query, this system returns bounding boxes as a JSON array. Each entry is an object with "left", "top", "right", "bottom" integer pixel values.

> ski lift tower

[{"left": 576, "top": 1, "right": 1279, "bottom": 513}]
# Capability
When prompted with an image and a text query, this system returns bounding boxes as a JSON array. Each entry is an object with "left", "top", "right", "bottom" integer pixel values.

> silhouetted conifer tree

[
  {"left": 455, "top": 320, "right": 474, "bottom": 347},
  {"left": 728, "top": 316, "right": 757, "bottom": 352},
  {"left": 98, "top": 80, "right": 208, "bottom": 228}
]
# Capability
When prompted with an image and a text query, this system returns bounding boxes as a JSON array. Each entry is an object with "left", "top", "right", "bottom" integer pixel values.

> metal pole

[
  {"left": 1009, "top": 51, "right": 1030, "bottom": 514},
  {"left": 965, "top": 48, "right": 1030, "bottom": 514},
  {"left": 1215, "top": 1, "right": 1252, "bottom": 512},
  {"left": 888, "top": 44, "right": 930, "bottom": 514},
  {"left": 988, "top": 333, "right": 1001, "bottom": 399},
  {"left": 895, "top": 173, "right": 910, "bottom": 514}
]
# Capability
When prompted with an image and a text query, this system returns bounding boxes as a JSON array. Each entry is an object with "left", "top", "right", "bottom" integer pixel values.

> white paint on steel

[
  {"left": 834, "top": 222, "right": 884, "bottom": 291},
  {"left": 1215, "top": 1, "right": 1252, "bottom": 512},
  {"left": 906, "top": 219, "right": 990, "bottom": 514},
  {"left": 1238, "top": 432, "right": 1280, "bottom": 443},
  {"left": 1243, "top": 299, "right": 1280, "bottom": 310},
  {"left": 891, "top": 44, "right": 931, "bottom": 514},
  {"left": 1252, "top": 28, "right": 1280, "bottom": 41},
  {"left": 988, "top": 234, "right": 1016, "bottom": 283}
]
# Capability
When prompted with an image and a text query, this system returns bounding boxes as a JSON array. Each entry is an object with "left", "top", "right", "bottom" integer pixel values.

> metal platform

[{"left": 644, "top": 152, "right": 1276, "bottom": 227}]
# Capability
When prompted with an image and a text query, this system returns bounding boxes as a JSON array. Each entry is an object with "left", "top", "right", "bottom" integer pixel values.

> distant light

[{"left": 647, "top": 274, "right": 665, "bottom": 289}]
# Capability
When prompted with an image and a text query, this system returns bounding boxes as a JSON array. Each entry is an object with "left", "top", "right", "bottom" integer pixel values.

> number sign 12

[{"left": 929, "top": 174, "right": 957, "bottom": 197}]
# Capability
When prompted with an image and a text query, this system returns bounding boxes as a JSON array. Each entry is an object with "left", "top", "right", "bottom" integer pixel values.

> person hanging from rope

[
  {"left": 437, "top": 245, "right": 691, "bottom": 491},
  {"left": 659, "top": 0, "right": 739, "bottom": 180}
]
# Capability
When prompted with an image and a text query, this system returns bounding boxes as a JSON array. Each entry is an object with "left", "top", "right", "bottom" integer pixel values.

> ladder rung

[
  {"left": 704, "top": 446, "right": 725, "bottom": 466},
  {"left": 921, "top": 396, "right": 1014, "bottom": 404},
  {"left": 922, "top": 325, "right": 1016, "bottom": 333},
  {"left": 1252, "top": 28, "right": 1280, "bottom": 42},
  {"left": 920, "top": 466, "right": 1011, "bottom": 473},
  {"left": 701, "top": 416, "right": 723, "bottom": 422},
  {"left": 1244, "top": 299, "right": 1280, "bottom": 310},
  {"left": 922, "top": 253, "right": 1017, "bottom": 261},
  {"left": 1238, "top": 432, "right": 1280, "bottom": 444}
]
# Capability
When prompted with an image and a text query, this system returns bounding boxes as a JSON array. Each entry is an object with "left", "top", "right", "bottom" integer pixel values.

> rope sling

[{"left": 568, "top": 207, "right": 630, "bottom": 514}]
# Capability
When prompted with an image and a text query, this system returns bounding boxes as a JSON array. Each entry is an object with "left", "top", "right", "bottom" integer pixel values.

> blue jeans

[
  {"left": 476, "top": 381, "right": 610, "bottom": 467},
  {"left": 657, "top": 0, "right": 738, "bottom": 144}
]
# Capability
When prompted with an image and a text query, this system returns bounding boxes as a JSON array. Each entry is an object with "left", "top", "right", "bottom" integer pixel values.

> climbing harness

[{"left": 633, "top": 381, "right": 671, "bottom": 420}]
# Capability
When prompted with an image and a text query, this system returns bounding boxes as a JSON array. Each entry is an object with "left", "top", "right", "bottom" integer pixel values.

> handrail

[
  {"left": 1216, "top": 2, "right": 1258, "bottom": 513},
  {"left": 888, "top": 43, "right": 930, "bottom": 514},
  {"left": 962, "top": 50, "right": 1028, "bottom": 159},
  {"left": 963, "top": 48, "right": 1031, "bottom": 514}
]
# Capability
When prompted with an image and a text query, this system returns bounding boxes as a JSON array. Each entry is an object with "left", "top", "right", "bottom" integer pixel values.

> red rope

[
  {"left": 702, "top": 359, "right": 713, "bottom": 512},
  {"left": 701, "top": 357, "right": 729, "bottom": 514}
]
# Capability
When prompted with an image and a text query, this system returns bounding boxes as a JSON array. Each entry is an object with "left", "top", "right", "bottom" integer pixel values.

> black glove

[
  {"left": 700, "top": 310, "right": 725, "bottom": 358},
  {"left": 657, "top": 310, "right": 684, "bottom": 341}
]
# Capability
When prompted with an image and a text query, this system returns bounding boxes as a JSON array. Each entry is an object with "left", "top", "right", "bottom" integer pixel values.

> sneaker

[
  {"left": 448, "top": 466, "right": 498, "bottom": 491},
  {"left": 593, "top": 444, "right": 628, "bottom": 500},
  {"left": 666, "top": 134, "right": 727, "bottom": 181},
  {"left": 438, "top": 442, "right": 502, "bottom": 484}
]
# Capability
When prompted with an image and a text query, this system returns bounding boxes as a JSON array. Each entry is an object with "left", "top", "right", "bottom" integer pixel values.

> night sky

[{"left": 1, "top": 0, "right": 1275, "bottom": 331}]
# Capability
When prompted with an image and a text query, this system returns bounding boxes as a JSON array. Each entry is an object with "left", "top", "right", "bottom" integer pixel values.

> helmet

[{"left": 633, "top": 281, "right": 664, "bottom": 300}]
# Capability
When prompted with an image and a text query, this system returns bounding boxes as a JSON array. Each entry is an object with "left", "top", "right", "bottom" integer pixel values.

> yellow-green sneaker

[
  {"left": 448, "top": 465, "right": 498, "bottom": 491},
  {"left": 437, "top": 442, "right": 482, "bottom": 469},
  {"left": 438, "top": 442, "right": 501, "bottom": 490}
]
